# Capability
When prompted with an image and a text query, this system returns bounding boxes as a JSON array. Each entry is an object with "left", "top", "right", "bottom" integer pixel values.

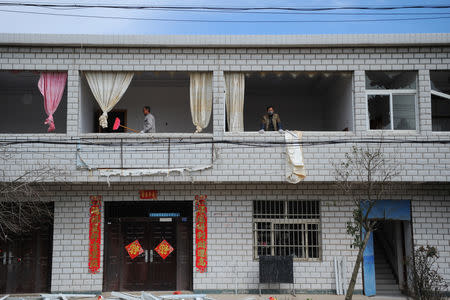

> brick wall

[
  {"left": 0, "top": 45, "right": 450, "bottom": 183},
  {"left": 45, "top": 182, "right": 450, "bottom": 293}
]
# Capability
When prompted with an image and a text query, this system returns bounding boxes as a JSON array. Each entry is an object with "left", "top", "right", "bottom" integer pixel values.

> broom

[{"left": 112, "top": 117, "right": 139, "bottom": 133}]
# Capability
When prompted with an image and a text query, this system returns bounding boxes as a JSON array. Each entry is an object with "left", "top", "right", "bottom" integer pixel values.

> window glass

[
  {"left": 430, "top": 71, "right": 450, "bottom": 131},
  {"left": 432, "top": 96, "right": 450, "bottom": 131},
  {"left": 368, "top": 95, "right": 391, "bottom": 129},
  {"left": 393, "top": 94, "right": 416, "bottom": 130},
  {"left": 365, "top": 71, "right": 417, "bottom": 90}
]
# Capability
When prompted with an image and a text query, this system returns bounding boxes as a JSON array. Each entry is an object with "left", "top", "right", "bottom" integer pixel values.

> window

[
  {"left": 365, "top": 71, "right": 417, "bottom": 130},
  {"left": 252, "top": 200, "right": 321, "bottom": 261},
  {"left": 430, "top": 71, "right": 450, "bottom": 131},
  {"left": 80, "top": 72, "right": 212, "bottom": 134},
  {"left": 0, "top": 71, "right": 67, "bottom": 133},
  {"left": 238, "top": 72, "right": 353, "bottom": 132}
]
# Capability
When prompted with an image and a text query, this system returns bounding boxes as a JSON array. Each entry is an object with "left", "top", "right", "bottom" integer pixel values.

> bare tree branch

[{"left": 332, "top": 142, "right": 400, "bottom": 300}]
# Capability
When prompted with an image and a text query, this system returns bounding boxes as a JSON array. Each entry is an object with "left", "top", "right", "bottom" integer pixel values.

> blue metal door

[{"left": 361, "top": 200, "right": 411, "bottom": 296}]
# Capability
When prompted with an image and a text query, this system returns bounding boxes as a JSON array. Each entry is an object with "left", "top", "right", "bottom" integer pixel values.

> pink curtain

[{"left": 38, "top": 72, "right": 67, "bottom": 132}]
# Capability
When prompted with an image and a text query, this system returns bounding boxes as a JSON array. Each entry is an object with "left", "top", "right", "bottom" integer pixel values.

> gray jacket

[{"left": 142, "top": 113, "right": 156, "bottom": 133}]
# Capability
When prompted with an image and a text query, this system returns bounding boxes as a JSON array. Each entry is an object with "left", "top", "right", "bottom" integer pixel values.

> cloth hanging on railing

[
  {"left": 85, "top": 71, "right": 134, "bottom": 128},
  {"left": 225, "top": 73, "right": 245, "bottom": 132},
  {"left": 190, "top": 73, "right": 212, "bottom": 133},
  {"left": 285, "top": 130, "right": 306, "bottom": 183},
  {"left": 38, "top": 72, "right": 67, "bottom": 132}
]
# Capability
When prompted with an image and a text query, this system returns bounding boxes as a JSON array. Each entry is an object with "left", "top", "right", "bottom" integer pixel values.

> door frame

[
  {"left": 103, "top": 201, "right": 193, "bottom": 292},
  {"left": 361, "top": 200, "right": 412, "bottom": 296}
]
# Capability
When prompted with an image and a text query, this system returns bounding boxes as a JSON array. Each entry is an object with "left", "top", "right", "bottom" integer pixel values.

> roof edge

[{"left": 0, "top": 33, "right": 450, "bottom": 48}]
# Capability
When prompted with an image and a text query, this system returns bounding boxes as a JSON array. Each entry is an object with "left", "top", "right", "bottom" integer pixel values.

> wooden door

[
  {"left": 0, "top": 223, "right": 52, "bottom": 293},
  {"left": 120, "top": 221, "right": 149, "bottom": 291},
  {"left": 148, "top": 220, "right": 177, "bottom": 290},
  {"left": 103, "top": 201, "right": 193, "bottom": 292},
  {"left": 176, "top": 221, "right": 192, "bottom": 290}
]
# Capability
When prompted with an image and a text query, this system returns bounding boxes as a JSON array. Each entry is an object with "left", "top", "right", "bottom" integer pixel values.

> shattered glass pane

[{"left": 366, "top": 71, "right": 417, "bottom": 90}]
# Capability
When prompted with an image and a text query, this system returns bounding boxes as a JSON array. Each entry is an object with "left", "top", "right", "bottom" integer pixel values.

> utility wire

[
  {"left": 1, "top": 3, "right": 450, "bottom": 11},
  {"left": 2, "top": 8, "right": 450, "bottom": 22},
  {"left": 2, "top": 138, "right": 450, "bottom": 148}
]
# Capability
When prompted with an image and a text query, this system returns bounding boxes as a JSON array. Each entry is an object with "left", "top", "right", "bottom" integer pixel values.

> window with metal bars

[{"left": 253, "top": 200, "right": 321, "bottom": 261}]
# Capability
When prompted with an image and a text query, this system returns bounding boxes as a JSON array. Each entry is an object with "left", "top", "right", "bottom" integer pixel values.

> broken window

[
  {"left": 81, "top": 72, "right": 212, "bottom": 134},
  {"left": 0, "top": 71, "right": 67, "bottom": 133},
  {"left": 366, "top": 71, "right": 417, "bottom": 130},
  {"left": 237, "top": 72, "right": 353, "bottom": 132},
  {"left": 430, "top": 71, "right": 450, "bottom": 131}
]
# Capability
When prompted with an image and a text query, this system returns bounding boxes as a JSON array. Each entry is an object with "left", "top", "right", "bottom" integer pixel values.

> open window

[
  {"left": 365, "top": 71, "right": 417, "bottom": 130},
  {"left": 226, "top": 72, "right": 353, "bottom": 132},
  {"left": 0, "top": 71, "right": 67, "bottom": 133},
  {"left": 430, "top": 71, "right": 450, "bottom": 131},
  {"left": 80, "top": 71, "right": 212, "bottom": 134}
]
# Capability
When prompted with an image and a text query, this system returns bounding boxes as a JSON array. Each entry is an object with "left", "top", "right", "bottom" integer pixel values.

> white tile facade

[{"left": 0, "top": 35, "right": 449, "bottom": 293}]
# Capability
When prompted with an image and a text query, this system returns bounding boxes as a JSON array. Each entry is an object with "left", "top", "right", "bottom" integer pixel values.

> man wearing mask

[
  {"left": 259, "top": 106, "right": 283, "bottom": 133},
  {"left": 141, "top": 106, "right": 156, "bottom": 133}
]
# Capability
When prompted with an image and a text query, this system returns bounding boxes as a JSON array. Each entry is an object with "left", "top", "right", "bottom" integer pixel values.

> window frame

[
  {"left": 365, "top": 89, "right": 418, "bottom": 131},
  {"left": 252, "top": 199, "right": 322, "bottom": 262}
]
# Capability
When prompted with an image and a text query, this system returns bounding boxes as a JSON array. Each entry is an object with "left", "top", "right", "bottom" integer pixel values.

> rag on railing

[{"left": 285, "top": 130, "right": 306, "bottom": 183}]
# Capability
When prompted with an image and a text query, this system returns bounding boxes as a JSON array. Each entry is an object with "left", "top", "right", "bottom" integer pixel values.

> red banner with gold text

[
  {"left": 89, "top": 196, "right": 101, "bottom": 274},
  {"left": 195, "top": 195, "right": 207, "bottom": 273}
]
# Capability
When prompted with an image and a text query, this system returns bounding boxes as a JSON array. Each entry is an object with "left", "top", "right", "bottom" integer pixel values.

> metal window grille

[{"left": 253, "top": 200, "right": 321, "bottom": 261}]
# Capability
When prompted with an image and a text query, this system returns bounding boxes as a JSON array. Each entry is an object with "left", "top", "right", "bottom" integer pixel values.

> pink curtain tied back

[{"left": 38, "top": 72, "right": 67, "bottom": 132}]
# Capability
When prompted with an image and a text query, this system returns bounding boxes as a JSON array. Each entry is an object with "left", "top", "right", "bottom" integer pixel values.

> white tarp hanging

[
  {"left": 285, "top": 130, "right": 306, "bottom": 183},
  {"left": 225, "top": 73, "right": 245, "bottom": 132},
  {"left": 190, "top": 73, "right": 213, "bottom": 133},
  {"left": 85, "top": 71, "right": 134, "bottom": 128}
]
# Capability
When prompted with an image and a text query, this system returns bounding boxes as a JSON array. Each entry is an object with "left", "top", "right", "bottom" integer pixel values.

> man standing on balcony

[
  {"left": 259, "top": 106, "right": 283, "bottom": 133},
  {"left": 141, "top": 106, "right": 156, "bottom": 133}
]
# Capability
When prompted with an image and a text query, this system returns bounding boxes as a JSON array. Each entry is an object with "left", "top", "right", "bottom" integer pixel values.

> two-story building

[{"left": 0, "top": 33, "right": 449, "bottom": 297}]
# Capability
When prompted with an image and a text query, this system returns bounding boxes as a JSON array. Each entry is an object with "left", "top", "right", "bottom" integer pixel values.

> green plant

[{"left": 407, "top": 245, "right": 448, "bottom": 300}]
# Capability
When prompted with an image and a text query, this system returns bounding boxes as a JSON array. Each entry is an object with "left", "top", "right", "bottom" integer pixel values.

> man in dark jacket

[{"left": 259, "top": 106, "right": 283, "bottom": 133}]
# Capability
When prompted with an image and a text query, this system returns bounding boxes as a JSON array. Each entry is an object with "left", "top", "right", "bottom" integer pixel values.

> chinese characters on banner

[
  {"left": 125, "top": 240, "right": 144, "bottom": 259},
  {"left": 195, "top": 195, "right": 207, "bottom": 272},
  {"left": 88, "top": 196, "right": 101, "bottom": 274}
]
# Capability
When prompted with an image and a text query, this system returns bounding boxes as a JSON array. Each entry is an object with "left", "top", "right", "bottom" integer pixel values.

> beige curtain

[
  {"left": 190, "top": 73, "right": 213, "bottom": 133},
  {"left": 285, "top": 130, "right": 306, "bottom": 183},
  {"left": 225, "top": 73, "right": 245, "bottom": 132},
  {"left": 85, "top": 71, "right": 134, "bottom": 128}
]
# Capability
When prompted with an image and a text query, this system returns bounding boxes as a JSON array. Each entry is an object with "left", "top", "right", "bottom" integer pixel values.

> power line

[
  {"left": 1, "top": 3, "right": 450, "bottom": 11},
  {"left": 2, "top": 138, "right": 450, "bottom": 148},
  {"left": 2, "top": 8, "right": 450, "bottom": 22}
]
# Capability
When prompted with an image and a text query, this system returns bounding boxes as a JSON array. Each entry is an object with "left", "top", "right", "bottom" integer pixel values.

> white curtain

[
  {"left": 85, "top": 71, "right": 134, "bottom": 128},
  {"left": 285, "top": 130, "right": 306, "bottom": 183},
  {"left": 190, "top": 73, "right": 213, "bottom": 133},
  {"left": 225, "top": 73, "right": 245, "bottom": 132}
]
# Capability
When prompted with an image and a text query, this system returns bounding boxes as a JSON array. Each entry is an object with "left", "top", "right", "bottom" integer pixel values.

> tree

[
  {"left": 0, "top": 145, "right": 63, "bottom": 241},
  {"left": 333, "top": 143, "right": 399, "bottom": 300}
]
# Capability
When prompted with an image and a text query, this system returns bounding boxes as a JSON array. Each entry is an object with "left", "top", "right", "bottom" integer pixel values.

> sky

[{"left": 1, "top": 0, "right": 450, "bottom": 35}]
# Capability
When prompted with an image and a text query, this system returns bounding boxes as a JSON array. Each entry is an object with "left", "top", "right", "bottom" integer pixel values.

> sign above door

[{"left": 139, "top": 190, "right": 158, "bottom": 199}]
